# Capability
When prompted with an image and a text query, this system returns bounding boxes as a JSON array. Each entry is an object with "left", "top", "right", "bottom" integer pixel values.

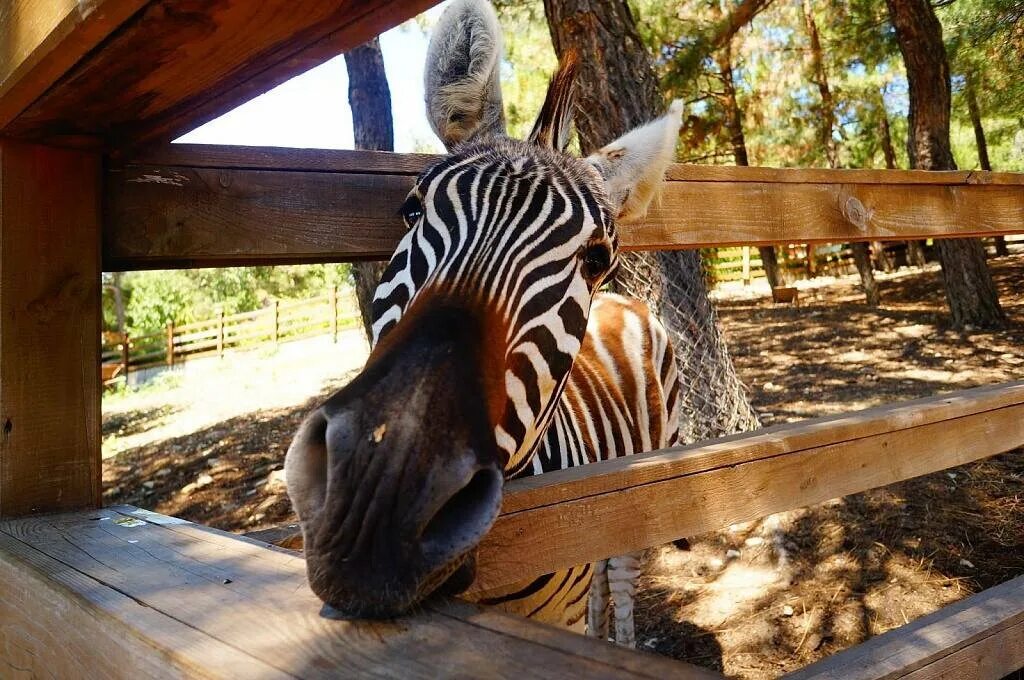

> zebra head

[{"left": 286, "top": 0, "right": 682, "bottom": 619}]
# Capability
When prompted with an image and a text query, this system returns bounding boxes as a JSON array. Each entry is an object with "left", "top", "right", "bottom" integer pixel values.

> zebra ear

[
  {"left": 424, "top": 0, "right": 506, "bottom": 151},
  {"left": 527, "top": 51, "right": 578, "bottom": 151},
  {"left": 586, "top": 100, "right": 684, "bottom": 222}
]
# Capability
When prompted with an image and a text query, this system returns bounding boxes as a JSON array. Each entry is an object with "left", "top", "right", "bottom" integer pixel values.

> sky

[{"left": 175, "top": 4, "right": 451, "bottom": 153}]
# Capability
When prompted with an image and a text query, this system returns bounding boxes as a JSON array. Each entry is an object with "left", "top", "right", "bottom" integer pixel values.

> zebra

[{"left": 285, "top": 0, "right": 683, "bottom": 648}]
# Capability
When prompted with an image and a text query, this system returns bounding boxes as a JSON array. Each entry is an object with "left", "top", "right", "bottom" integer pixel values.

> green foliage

[
  {"left": 494, "top": 0, "right": 558, "bottom": 139},
  {"left": 110, "top": 264, "right": 352, "bottom": 336},
  {"left": 941, "top": 0, "right": 1024, "bottom": 171}
]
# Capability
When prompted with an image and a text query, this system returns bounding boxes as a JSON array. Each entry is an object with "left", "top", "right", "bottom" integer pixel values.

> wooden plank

[
  {"left": 467, "top": 382, "right": 1024, "bottom": 594},
  {"left": 664, "top": 164, "right": 1024, "bottom": 185},
  {"left": 0, "top": 139, "right": 101, "bottom": 516},
  {"left": 105, "top": 163, "right": 411, "bottom": 268},
  {"left": 134, "top": 146, "right": 1024, "bottom": 184},
  {"left": 0, "top": 531, "right": 288, "bottom": 679},
  {"left": 3, "top": 0, "right": 441, "bottom": 148},
  {"left": 0, "top": 507, "right": 719, "bottom": 679},
  {"left": 0, "top": 0, "right": 147, "bottom": 129},
  {"left": 785, "top": 575, "right": 1024, "bottom": 680},
  {"left": 103, "top": 148, "right": 1024, "bottom": 269},
  {"left": 637, "top": 181, "right": 1024, "bottom": 249}
]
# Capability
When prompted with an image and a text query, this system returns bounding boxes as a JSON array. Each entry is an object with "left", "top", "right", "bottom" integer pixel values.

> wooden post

[
  {"left": 329, "top": 286, "right": 339, "bottom": 343},
  {"left": 165, "top": 322, "right": 175, "bottom": 367},
  {"left": 121, "top": 333, "right": 131, "bottom": 382},
  {"left": 0, "top": 140, "right": 102, "bottom": 517},
  {"left": 272, "top": 300, "right": 280, "bottom": 345},
  {"left": 741, "top": 246, "right": 751, "bottom": 286},
  {"left": 216, "top": 307, "right": 225, "bottom": 358}
]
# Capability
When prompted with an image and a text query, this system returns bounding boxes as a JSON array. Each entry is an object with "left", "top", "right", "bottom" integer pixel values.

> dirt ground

[{"left": 103, "top": 252, "right": 1024, "bottom": 678}]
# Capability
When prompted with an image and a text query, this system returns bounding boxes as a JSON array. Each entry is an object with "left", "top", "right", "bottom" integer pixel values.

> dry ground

[{"left": 104, "top": 252, "right": 1024, "bottom": 678}]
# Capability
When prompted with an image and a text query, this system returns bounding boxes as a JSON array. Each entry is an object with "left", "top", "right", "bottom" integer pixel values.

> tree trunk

[
  {"left": 804, "top": 0, "right": 877, "bottom": 304},
  {"left": 802, "top": 0, "right": 837, "bottom": 167},
  {"left": 543, "top": 0, "right": 759, "bottom": 441},
  {"left": 851, "top": 243, "right": 880, "bottom": 305},
  {"left": 880, "top": 103, "right": 899, "bottom": 170},
  {"left": 345, "top": 39, "right": 392, "bottom": 342},
  {"left": 715, "top": 40, "right": 781, "bottom": 290},
  {"left": 886, "top": 0, "right": 1006, "bottom": 329},
  {"left": 966, "top": 73, "right": 1010, "bottom": 258},
  {"left": 875, "top": 103, "right": 902, "bottom": 272}
]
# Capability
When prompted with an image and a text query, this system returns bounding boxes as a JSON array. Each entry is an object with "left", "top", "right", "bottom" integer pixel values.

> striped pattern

[
  {"left": 369, "top": 140, "right": 679, "bottom": 639},
  {"left": 475, "top": 293, "right": 680, "bottom": 631}
]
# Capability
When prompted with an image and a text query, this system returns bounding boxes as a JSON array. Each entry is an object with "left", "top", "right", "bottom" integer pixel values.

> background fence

[{"left": 101, "top": 287, "right": 359, "bottom": 383}]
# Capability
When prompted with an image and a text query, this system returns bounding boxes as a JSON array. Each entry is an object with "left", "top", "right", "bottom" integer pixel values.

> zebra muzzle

[{"left": 286, "top": 303, "right": 505, "bottom": 618}]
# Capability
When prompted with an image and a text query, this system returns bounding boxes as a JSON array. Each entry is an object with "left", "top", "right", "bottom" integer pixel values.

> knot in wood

[{"left": 843, "top": 196, "right": 873, "bottom": 232}]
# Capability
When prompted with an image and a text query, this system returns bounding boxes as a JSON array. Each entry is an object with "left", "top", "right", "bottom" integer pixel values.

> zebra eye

[
  {"left": 399, "top": 195, "right": 424, "bottom": 229},
  {"left": 581, "top": 243, "right": 612, "bottom": 280}
]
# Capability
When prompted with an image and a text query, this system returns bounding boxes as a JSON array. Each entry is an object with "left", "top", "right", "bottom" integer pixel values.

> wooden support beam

[
  {"left": 0, "top": 506, "right": 720, "bottom": 679},
  {"left": 103, "top": 146, "right": 1024, "bottom": 270},
  {"left": 0, "top": 139, "right": 101, "bottom": 516},
  {"left": 785, "top": 574, "right": 1024, "bottom": 680},
  {"left": 1, "top": 1, "right": 442, "bottom": 148},
  {"left": 468, "top": 382, "right": 1024, "bottom": 595},
  {"left": 0, "top": 0, "right": 147, "bottom": 130}
]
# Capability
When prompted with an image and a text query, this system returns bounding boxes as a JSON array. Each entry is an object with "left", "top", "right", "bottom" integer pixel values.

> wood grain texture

[
  {"left": 467, "top": 382, "right": 1024, "bottom": 594},
  {"left": 127, "top": 146, "right": 1024, "bottom": 184},
  {"left": 637, "top": 180, "right": 1024, "bottom": 248},
  {"left": 0, "top": 140, "right": 101, "bottom": 516},
  {"left": 0, "top": 0, "right": 147, "bottom": 129},
  {"left": 785, "top": 575, "right": 1024, "bottom": 680},
  {"left": 0, "top": 506, "right": 718, "bottom": 679},
  {"left": 104, "top": 147, "right": 1024, "bottom": 269},
  {"left": 0, "top": 531, "right": 286, "bottom": 679},
  {"left": 3, "top": 0, "right": 441, "bottom": 148}
]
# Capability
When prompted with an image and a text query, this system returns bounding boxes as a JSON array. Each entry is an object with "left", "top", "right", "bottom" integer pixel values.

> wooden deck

[{"left": 0, "top": 506, "right": 717, "bottom": 679}]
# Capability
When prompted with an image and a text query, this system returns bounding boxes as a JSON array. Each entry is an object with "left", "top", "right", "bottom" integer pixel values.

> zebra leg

[
  {"left": 608, "top": 552, "right": 641, "bottom": 648},
  {"left": 586, "top": 559, "right": 610, "bottom": 640}
]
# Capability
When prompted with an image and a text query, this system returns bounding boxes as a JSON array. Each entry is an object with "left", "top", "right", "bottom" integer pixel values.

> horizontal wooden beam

[
  {"left": 2, "top": 1, "right": 441, "bottom": 148},
  {"left": 0, "top": 506, "right": 718, "bottom": 679},
  {"left": 0, "top": 0, "right": 147, "bottom": 131},
  {"left": 786, "top": 574, "right": 1024, "bottom": 680},
  {"left": 104, "top": 146, "right": 1024, "bottom": 269},
  {"left": 468, "top": 381, "right": 1024, "bottom": 595}
]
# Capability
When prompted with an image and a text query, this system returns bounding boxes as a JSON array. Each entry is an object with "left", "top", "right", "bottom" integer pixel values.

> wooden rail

[
  {"left": 103, "top": 146, "right": 1024, "bottom": 270},
  {"left": 101, "top": 290, "right": 358, "bottom": 378},
  {"left": 468, "top": 382, "right": 1024, "bottom": 595},
  {"left": 0, "top": 506, "right": 717, "bottom": 679}
]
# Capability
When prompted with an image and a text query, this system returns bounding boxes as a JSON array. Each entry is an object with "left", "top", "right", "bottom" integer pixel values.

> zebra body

[
  {"left": 475, "top": 293, "right": 680, "bottom": 644},
  {"left": 284, "top": 0, "right": 685, "bottom": 647}
]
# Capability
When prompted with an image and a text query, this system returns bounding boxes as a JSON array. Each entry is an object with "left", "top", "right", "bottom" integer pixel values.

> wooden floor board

[{"left": 0, "top": 507, "right": 718, "bottom": 679}]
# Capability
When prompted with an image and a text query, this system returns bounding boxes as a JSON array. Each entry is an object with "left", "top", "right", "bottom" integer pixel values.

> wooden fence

[
  {"left": 101, "top": 288, "right": 359, "bottom": 382},
  {"left": 2, "top": 2, "right": 1024, "bottom": 678}
]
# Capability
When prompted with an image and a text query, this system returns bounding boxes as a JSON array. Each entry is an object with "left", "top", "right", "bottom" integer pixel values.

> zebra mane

[{"left": 527, "top": 51, "right": 579, "bottom": 152}]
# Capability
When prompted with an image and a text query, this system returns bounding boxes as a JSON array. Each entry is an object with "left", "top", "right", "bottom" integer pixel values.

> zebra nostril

[{"left": 420, "top": 466, "right": 503, "bottom": 564}]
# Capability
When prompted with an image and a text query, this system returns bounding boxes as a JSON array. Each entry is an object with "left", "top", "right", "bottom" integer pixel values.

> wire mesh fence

[{"left": 615, "top": 249, "right": 761, "bottom": 444}]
